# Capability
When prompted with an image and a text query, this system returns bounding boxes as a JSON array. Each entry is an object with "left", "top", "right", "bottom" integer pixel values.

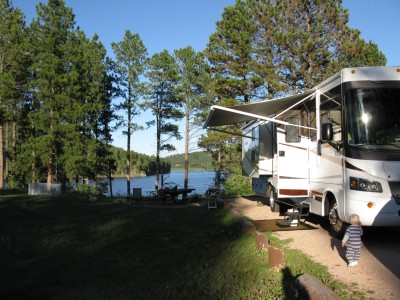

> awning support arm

[
  {"left": 274, "top": 92, "right": 316, "bottom": 119},
  {"left": 207, "top": 127, "right": 258, "bottom": 139}
]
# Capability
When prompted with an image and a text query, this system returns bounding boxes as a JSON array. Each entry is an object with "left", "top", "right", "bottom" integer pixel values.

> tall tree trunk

[
  {"left": 31, "top": 148, "right": 36, "bottom": 183},
  {"left": 155, "top": 146, "right": 160, "bottom": 191},
  {"left": 47, "top": 154, "right": 53, "bottom": 188},
  {"left": 0, "top": 57, "right": 3, "bottom": 190},
  {"left": 126, "top": 96, "right": 131, "bottom": 196},
  {"left": 31, "top": 118, "right": 36, "bottom": 183},
  {"left": 12, "top": 112, "right": 17, "bottom": 185},
  {"left": 0, "top": 123, "right": 3, "bottom": 190},
  {"left": 126, "top": 86, "right": 132, "bottom": 196},
  {"left": 47, "top": 150, "right": 53, "bottom": 183},
  {"left": 47, "top": 110, "right": 54, "bottom": 189},
  {"left": 184, "top": 107, "right": 189, "bottom": 189},
  {"left": 4, "top": 123, "right": 8, "bottom": 187},
  {"left": 108, "top": 154, "right": 113, "bottom": 197},
  {"left": 215, "top": 148, "right": 222, "bottom": 190},
  {"left": 155, "top": 113, "right": 161, "bottom": 192}
]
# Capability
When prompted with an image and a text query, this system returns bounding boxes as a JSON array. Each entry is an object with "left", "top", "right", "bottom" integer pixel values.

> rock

[
  {"left": 296, "top": 274, "right": 341, "bottom": 300},
  {"left": 241, "top": 219, "right": 256, "bottom": 234},
  {"left": 222, "top": 201, "right": 230, "bottom": 210},
  {"left": 268, "top": 246, "right": 285, "bottom": 270},
  {"left": 229, "top": 208, "right": 243, "bottom": 222},
  {"left": 256, "top": 232, "right": 269, "bottom": 251}
]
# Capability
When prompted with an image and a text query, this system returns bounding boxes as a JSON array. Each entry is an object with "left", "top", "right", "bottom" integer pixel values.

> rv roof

[
  {"left": 204, "top": 89, "right": 315, "bottom": 128},
  {"left": 340, "top": 66, "right": 400, "bottom": 83}
]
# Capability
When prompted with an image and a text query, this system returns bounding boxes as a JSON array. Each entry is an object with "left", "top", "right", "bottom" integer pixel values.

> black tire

[
  {"left": 328, "top": 198, "right": 347, "bottom": 238},
  {"left": 269, "top": 185, "right": 280, "bottom": 213}
]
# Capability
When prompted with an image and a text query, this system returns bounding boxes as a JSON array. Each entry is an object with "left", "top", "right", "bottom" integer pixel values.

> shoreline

[{"left": 106, "top": 169, "right": 214, "bottom": 179}]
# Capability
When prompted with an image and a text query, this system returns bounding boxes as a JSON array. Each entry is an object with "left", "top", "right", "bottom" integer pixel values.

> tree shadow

[{"left": 281, "top": 267, "right": 309, "bottom": 299}]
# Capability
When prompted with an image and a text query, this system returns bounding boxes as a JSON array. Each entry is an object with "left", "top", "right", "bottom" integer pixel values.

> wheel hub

[{"left": 329, "top": 208, "right": 338, "bottom": 225}]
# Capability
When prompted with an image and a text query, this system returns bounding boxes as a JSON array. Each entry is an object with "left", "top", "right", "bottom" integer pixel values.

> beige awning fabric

[{"left": 204, "top": 90, "right": 315, "bottom": 128}]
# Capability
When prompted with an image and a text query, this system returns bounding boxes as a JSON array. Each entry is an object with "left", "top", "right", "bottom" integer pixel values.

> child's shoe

[{"left": 348, "top": 261, "right": 356, "bottom": 267}]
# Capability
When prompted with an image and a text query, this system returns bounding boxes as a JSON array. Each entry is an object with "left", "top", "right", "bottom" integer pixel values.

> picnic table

[{"left": 164, "top": 187, "right": 195, "bottom": 201}]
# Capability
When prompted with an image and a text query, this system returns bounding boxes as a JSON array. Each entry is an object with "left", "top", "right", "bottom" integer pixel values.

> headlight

[{"left": 350, "top": 177, "right": 382, "bottom": 192}]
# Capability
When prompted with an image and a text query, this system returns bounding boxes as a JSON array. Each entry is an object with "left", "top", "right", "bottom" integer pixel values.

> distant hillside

[
  {"left": 165, "top": 151, "right": 213, "bottom": 170},
  {"left": 110, "top": 145, "right": 170, "bottom": 177}
]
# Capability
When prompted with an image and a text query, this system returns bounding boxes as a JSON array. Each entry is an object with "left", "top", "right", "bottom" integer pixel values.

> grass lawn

[{"left": 0, "top": 193, "right": 365, "bottom": 300}]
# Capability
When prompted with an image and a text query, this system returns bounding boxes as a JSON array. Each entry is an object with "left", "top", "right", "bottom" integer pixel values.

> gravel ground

[{"left": 226, "top": 196, "right": 400, "bottom": 300}]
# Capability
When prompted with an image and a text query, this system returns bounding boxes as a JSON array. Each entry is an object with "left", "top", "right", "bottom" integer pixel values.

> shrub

[
  {"left": 76, "top": 183, "right": 99, "bottom": 195},
  {"left": 223, "top": 173, "right": 253, "bottom": 196}
]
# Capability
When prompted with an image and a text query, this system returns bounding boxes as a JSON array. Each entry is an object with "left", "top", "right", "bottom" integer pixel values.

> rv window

[
  {"left": 309, "top": 111, "right": 317, "bottom": 140},
  {"left": 320, "top": 86, "right": 342, "bottom": 142},
  {"left": 285, "top": 116, "right": 301, "bottom": 143},
  {"left": 345, "top": 88, "right": 400, "bottom": 150},
  {"left": 251, "top": 149, "right": 258, "bottom": 164}
]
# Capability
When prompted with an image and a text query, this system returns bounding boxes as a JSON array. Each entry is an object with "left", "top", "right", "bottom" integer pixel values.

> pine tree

[
  {"left": 174, "top": 46, "right": 211, "bottom": 189},
  {"left": 206, "top": 1, "right": 262, "bottom": 104},
  {"left": 253, "top": 0, "right": 384, "bottom": 94},
  {"left": 145, "top": 50, "right": 183, "bottom": 191},
  {"left": 273, "top": 0, "right": 342, "bottom": 90},
  {"left": 60, "top": 29, "right": 92, "bottom": 187},
  {"left": 247, "top": 0, "right": 289, "bottom": 98},
  {"left": 0, "top": 0, "right": 28, "bottom": 190},
  {"left": 62, "top": 32, "right": 116, "bottom": 190},
  {"left": 98, "top": 58, "right": 118, "bottom": 196},
  {"left": 28, "top": 0, "right": 77, "bottom": 186},
  {"left": 112, "top": 30, "right": 147, "bottom": 196},
  {"left": 198, "top": 129, "right": 241, "bottom": 189},
  {"left": 341, "top": 39, "right": 386, "bottom": 67},
  {"left": 203, "top": 1, "right": 258, "bottom": 185}
]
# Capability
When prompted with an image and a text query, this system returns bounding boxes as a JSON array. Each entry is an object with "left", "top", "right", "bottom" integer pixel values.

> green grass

[{"left": 0, "top": 193, "right": 365, "bottom": 300}]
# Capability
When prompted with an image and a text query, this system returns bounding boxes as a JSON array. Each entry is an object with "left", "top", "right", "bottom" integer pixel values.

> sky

[{"left": 12, "top": 0, "right": 400, "bottom": 156}]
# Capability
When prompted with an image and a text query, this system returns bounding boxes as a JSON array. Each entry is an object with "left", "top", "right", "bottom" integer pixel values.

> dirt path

[{"left": 226, "top": 196, "right": 400, "bottom": 300}]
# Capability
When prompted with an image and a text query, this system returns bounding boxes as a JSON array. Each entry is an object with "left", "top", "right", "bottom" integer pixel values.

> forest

[
  {"left": 110, "top": 147, "right": 170, "bottom": 178},
  {"left": 165, "top": 151, "right": 213, "bottom": 171},
  {"left": 0, "top": 0, "right": 386, "bottom": 194}
]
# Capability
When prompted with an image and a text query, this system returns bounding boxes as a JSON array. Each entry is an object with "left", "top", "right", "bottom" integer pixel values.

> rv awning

[{"left": 204, "top": 90, "right": 315, "bottom": 128}]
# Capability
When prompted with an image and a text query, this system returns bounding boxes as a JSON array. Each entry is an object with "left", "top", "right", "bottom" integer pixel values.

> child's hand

[{"left": 342, "top": 243, "right": 346, "bottom": 247}]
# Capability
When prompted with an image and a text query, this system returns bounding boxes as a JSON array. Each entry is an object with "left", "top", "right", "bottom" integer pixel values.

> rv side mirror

[{"left": 321, "top": 123, "right": 333, "bottom": 141}]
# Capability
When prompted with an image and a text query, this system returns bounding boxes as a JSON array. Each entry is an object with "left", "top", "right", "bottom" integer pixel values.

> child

[{"left": 342, "top": 214, "right": 363, "bottom": 267}]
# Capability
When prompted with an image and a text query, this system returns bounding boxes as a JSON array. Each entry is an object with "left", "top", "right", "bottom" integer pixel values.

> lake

[{"left": 107, "top": 170, "right": 216, "bottom": 197}]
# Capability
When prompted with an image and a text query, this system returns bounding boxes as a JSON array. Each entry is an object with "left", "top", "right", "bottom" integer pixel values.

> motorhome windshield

[{"left": 346, "top": 88, "right": 400, "bottom": 151}]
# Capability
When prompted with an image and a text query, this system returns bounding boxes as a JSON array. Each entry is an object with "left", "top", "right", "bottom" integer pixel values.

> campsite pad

[{"left": 252, "top": 219, "right": 317, "bottom": 232}]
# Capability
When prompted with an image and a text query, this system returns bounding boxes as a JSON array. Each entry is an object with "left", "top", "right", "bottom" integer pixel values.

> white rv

[{"left": 204, "top": 66, "right": 400, "bottom": 237}]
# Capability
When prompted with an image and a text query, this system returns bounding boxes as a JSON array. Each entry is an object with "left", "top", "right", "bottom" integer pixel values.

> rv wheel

[
  {"left": 328, "top": 199, "right": 346, "bottom": 238},
  {"left": 269, "top": 185, "right": 280, "bottom": 213}
]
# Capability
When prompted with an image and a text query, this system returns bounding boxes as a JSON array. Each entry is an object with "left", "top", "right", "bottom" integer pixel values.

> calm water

[{"left": 107, "top": 170, "right": 216, "bottom": 197}]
